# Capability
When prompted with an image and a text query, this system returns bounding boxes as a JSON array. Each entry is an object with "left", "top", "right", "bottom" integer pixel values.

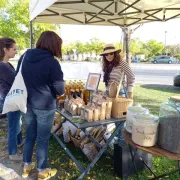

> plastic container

[
  {"left": 158, "top": 96, "right": 180, "bottom": 154},
  {"left": 126, "top": 105, "right": 149, "bottom": 133},
  {"left": 132, "top": 113, "right": 159, "bottom": 147}
]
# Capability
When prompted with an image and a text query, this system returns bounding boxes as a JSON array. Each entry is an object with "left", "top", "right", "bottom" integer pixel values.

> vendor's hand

[{"left": 128, "top": 92, "right": 133, "bottom": 99}]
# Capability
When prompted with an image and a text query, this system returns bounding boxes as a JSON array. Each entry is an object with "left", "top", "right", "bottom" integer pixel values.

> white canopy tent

[
  {"left": 30, "top": 0, "right": 180, "bottom": 26},
  {"left": 29, "top": 0, "right": 180, "bottom": 55}
]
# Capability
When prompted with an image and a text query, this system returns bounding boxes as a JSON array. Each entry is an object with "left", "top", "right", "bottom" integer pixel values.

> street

[
  {"left": 61, "top": 62, "right": 180, "bottom": 85},
  {"left": 132, "top": 63, "right": 180, "bottom": 85}
]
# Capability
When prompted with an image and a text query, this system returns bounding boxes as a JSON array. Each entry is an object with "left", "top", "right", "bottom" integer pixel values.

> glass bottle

[{"left": 83, "top": 89, "right": 90, "bottom": 105}]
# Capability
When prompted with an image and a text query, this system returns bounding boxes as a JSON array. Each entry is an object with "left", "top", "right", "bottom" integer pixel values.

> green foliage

[
  {"left": 62, "top": 42, "right": 76, "bottom": 55},
  {"left": 0, "top": 0, "right": 58, "bottom": 49},
  {"left": 174, "top": 53, "right": 180, "bottom": 59},
  {"left": 143, "top": 40, "right": 164, "bottom": 58},
  {"left": 166, "top": 45, "right": 180, "bottom": 56},
  {"left": 88, "top": 37, "right": 105, "bottom": 54},
  {"left": 114, "top": 42, "right": 122, "bottom": 50},
  {"left": 130, "top": 38, "right": 143, "bottom": 55},
  {"left": 62, "top": 38, "right": 105, "bottom": 56},
  {"left": 130, "top": 39, "right": 164, "bottom": 58}
]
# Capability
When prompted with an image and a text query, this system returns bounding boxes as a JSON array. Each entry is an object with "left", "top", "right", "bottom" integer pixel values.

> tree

[
  {"left": 143, "top": 40, "right": 164, "bottom": 58},
  {"left": 0, "top": 0, "right": 7, "bottom": 8},
  {"left": 130, "top": 38, "right": 143, "bottom": 55},
  {"left": 88, "top": 37, "right": 105, "bottom": 55},
  {"left": 166, "top": 44, "right": 180, "bottom": 56},
  {"left": 114, "top": 42, "right": 122, "bottom": 50},
  {"left": 0, "top": 0, "right": 58, "bottom": 49},
  {"left": 62, "top": 42, "right": 76, "bottom": 55},
  {"left": 75, "top": 41, "right": 86, "bottom": 54}
]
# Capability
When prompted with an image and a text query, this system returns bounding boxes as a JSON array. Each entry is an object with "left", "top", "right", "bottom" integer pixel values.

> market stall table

[
  {"left": 52, "top": 108, "right": 126, "bottom": 180},
  {"left": 122, "top": 129, "right": 180, "bottom": 180}
]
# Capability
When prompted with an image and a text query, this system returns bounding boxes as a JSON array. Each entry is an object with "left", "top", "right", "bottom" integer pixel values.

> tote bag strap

[
  {"left": 19, "top": 53, "right": 26, "bottom": 72},
  {"left": 116, "top": 71, "right": 124, "bottom": 98}
]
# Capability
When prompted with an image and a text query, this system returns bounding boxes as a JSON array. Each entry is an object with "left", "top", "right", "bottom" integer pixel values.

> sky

[{"left": 60, "top": 18, "right": 180, "bottom": 45}]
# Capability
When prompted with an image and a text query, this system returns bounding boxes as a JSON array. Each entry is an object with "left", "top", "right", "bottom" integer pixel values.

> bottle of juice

[
  {"left": 70, "top": 89, "right": 76, "bottom": 99},
  {"left": 83, "top": 89, "right": 90, "bottom": 105}
]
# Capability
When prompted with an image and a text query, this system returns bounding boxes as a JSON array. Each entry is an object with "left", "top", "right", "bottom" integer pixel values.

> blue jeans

[
  {"left": 23, "top": 107, "right": 56, "bottom": 170},
  {"left": 7, "top": 111, "right": 22, "bottom": 155},
  {"left": 120, "top": 88, "right": 128, "bottom": 98},
  {"left": 0, "top": 98, "right": 22, "bottom": 155}
]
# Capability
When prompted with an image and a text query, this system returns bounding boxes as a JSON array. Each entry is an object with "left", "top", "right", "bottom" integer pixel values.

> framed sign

[{"left": 86, "top": 73, "right": 101, "bottom": 91}]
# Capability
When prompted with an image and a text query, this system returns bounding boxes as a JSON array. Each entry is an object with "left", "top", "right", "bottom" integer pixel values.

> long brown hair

[
  {"left": 102, "top": 52, "right": 123, "bottom": 86},
  {"left": 102, "top": 52, "right": 121, "bottom": 72},
  {"left": 36, "top": 31, "right": 62, "bottom": 58},
  {"left": 0, "top": 37, "right": 16, "bottom": 61}
]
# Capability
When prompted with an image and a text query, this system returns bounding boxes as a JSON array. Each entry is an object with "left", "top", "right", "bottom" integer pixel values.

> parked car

[
  {"left": 152, "top": 55, "right": 178, "bottom": 64},
  {"left": 174, "top": 71, "right": 180, "bottom": 87}
]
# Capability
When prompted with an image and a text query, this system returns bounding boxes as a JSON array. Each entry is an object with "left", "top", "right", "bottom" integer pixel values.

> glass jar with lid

[
  {"left": 158, "top": 96, "right": 180, "bottom": 154},
  {"left": 132, "top": 113, "right": 159, "bottom": 147},
  {"left": 126, "top": 104, "right": 149, "bottom": 133}
]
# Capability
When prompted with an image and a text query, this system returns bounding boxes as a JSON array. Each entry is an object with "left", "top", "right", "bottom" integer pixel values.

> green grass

[
  {"left": 134, "top": 85, "right": 180, "bottom": 115},
  {"left": 47, "top": 84, "right": 180, "bottom": 180},
  {"left": 0, "top": 83, "right": 179, "bottom": 179}
]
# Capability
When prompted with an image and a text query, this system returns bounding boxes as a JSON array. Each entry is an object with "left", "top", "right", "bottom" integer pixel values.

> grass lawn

[{"left": 47, "top": 84, "right": 180, "bottom": 180}]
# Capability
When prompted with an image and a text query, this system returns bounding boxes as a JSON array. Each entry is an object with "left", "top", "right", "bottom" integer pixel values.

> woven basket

[
  {"left": 110, "top": 72, "right": 133, "bottom": 118},
  {"left": 112, "top": 97, "right": 133, "bottom": 118}
]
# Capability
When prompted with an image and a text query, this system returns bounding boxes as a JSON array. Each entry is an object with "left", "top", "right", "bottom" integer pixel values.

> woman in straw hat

[
  {"left": 100, "top": 44, "right": 135, "bottom": 98},
  {"left": 100, "top": 44, "right": 135, "bottom": 144}
]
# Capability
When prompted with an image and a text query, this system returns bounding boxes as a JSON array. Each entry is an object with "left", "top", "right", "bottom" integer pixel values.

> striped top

[{"left": 107, "top": 61, "right": 135, "bottom": 92}]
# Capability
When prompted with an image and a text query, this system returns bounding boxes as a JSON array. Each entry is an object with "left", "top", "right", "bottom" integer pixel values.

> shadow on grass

[
  {"left": 49, "top": 136, "right": 116, "bottom": 180},
  {"left": 140, "top": 84, "right": 180, "bottom": 93}
]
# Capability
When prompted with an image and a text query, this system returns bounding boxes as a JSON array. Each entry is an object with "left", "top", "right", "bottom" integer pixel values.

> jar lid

[
  {"left": 128, "top": 105, "right": 148, "bottom": 113},
  {"left": 134, "top": 113, "right": 159, "bottom": 123},
  {"left": 169, "top": 96, "right": 180, "bottom": 102}
]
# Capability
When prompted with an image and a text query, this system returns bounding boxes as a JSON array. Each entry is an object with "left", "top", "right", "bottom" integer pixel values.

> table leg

[
  {"left": 178, "top": 160, "right": 180, "bottom": 175},
  {"left": 128, "top": 145, "right": 140, "bottom": 180},
  {"left": 77, "top": 122, "right": 124, "bottom": 180},
  {"left": 52, "top": 132, "right": 85, "bottom": 173}
]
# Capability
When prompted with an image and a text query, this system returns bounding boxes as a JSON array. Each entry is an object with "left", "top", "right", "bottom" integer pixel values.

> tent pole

[
  {"left": 30, "top": 21, "right": 33, "bottom": 49},
  {"left": 122, "top": 27, "right": 130, "bottom": 63}
]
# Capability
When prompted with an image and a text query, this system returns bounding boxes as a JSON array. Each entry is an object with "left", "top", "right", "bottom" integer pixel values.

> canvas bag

[{"left": 2, "top": 54, "right": 27, "bottom": 114}]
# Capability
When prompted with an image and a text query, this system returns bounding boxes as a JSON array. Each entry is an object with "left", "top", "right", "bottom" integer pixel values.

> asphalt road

[
  {"left": 61, "top": 62, "right": 180, "bottom": 85},
  {"left": 132, "top": 63, "right": 180, "bottom": 85}
]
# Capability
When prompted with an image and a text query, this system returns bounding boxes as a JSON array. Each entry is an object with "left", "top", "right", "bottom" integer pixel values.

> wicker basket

[{"left": 112, "top": 97, "right": 133, "bottom": 118}]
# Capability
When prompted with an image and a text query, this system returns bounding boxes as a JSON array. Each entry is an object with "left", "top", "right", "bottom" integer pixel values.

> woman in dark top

[
  {"left": 17, "top": 31, "right": 65, "bottom": 180},
  {"left": 0, "top": 37, "right": 23, "bottom": 161}
]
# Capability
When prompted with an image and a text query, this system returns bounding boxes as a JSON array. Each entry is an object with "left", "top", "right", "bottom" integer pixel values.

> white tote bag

[{"left": 2, "top": 54, "right": 27, "bottom": 114}]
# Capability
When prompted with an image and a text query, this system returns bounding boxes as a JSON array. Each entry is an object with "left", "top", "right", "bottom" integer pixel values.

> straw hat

[{"left": 100, "top": 44, "right": 121, "bottom": 56}]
